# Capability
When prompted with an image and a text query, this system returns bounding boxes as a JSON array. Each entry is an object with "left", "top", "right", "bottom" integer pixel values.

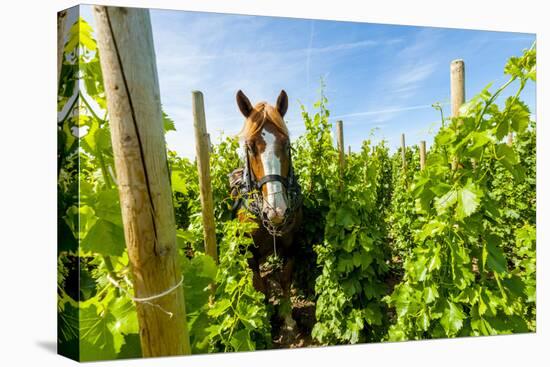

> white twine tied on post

[{"left": 107, "top": 274, "right": 184, "bottom": 318}]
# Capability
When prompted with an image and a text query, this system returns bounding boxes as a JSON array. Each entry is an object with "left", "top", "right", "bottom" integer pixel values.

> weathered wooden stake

[
  {"left": 401, "top": 133, "right": 407, "bottom": 170},
  {"left": 348, "top": 145, "right": 352, "bottom": 156},
  {"left": 93, "top": 6, "right": 191, "bottom": 357},
  {"left": 192, "top": 91, "right": 218, "bottom": 263},
  {"left": 451, "top": 59, "right": 465, "bottom": 170},
  {"left": 420, "top": 140, "right": 427, "bottom": 171},
  {"left": 507, "top": 132, "right": 514, "bottom": 146},
  {"left": 451, "top": 59, "right": 465, "bottom": 118},
  {"left": 336, "top": 120, "right": 345, "bottom": 175},
  {"left": 364, "top": 152, "right": 368, "bottom": 182},
  {"left": 206, "top": 133, "right": 213, "bottom": 153}
]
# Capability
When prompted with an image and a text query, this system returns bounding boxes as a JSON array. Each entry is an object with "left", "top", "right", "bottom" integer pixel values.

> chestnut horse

[{"left": 229, "top": 90, "right": 302, "bottom": 331}]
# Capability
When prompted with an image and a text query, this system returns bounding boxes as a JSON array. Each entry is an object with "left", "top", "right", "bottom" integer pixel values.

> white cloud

[
  {"left": 391, "top": 62, "right": 437, "bottom": 94},
  {"left": 151, "top": 11, "right": 399, "bottom": 158}
]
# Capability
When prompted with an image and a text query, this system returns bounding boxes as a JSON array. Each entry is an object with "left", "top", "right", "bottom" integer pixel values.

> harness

[{"left": 229, "top": 143, "right": 302, "bottom": 238}]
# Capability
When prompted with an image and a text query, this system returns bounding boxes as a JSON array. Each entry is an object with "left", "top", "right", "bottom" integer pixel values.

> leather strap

[{"left": 256, "top": 174, "right": 288, "bottom": 189}]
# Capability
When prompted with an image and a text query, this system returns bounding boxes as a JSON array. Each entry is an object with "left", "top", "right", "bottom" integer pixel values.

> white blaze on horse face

[{"left": 260, "top": 130, "right": 288, "bottom": 220}]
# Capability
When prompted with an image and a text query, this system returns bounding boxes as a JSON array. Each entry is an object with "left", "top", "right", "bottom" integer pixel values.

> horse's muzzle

[{"left": 265, "top": 207, "right": 286, "bottom": 225}]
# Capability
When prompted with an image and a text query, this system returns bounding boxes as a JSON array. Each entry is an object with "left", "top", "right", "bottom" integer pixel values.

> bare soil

[
  {"left": 271, "top": 289, "right": 317, "bottom": 349},
  {"left": 260, "top": 265, "right": 318, "bottom": 349}
]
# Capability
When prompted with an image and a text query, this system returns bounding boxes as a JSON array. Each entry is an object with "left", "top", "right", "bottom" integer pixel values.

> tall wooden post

[
  {"left": 336, "top": 120, "right": 345, "bottom": 178},
  {"left": 192, "top": 91, "right": 218, "bottom": 263},
  {"left": 93, "top": 6, "right": 191, "bottom": 357},
  {"left": 348, "top": 145, "right": 352, "bottom": 157},
  {"left": 401, "top": 133, "right": 407, "bottom": 170},
  {"left": 451, "top": 59, "right": 465, "bottom": 170},
  {"left": 420, "top": 141, "right": 426, "bottom": 171},
  {"left": 451, "top": 59, "right": 465, "bottom": 119},
  {"left": 206, "top": 133, "right": 213, "bottom": 153}
]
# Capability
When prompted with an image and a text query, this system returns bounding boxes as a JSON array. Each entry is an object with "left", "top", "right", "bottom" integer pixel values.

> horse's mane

[{"left": 238, "top": 102, "right": 289, "bottom": 139}]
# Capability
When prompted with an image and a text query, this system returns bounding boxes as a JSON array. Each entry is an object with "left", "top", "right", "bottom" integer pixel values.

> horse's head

[{"left": 236, "top": 89, "right": 290, "bottom": 225}]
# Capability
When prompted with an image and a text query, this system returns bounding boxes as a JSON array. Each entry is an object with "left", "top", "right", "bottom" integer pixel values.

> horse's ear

[
  {"left": 276, "top": 90, "right": 288, "bottom": 117},
  {"left": 236, "top": 90, "right": 253, "bottom": 118}
]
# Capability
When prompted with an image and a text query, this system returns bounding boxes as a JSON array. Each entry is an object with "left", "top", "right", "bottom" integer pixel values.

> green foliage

[
  {"left": 180, "top": 253, "right": 217, "bottom": 352},
  {"left": 385, "top": 45, "right": 537, "bottom": 341},
  {"left": 205, "top": 218, "right": 272, "bottom": 352},
  {"left": 292, "top": 83, "right": 339, "bottom": 293},
  {"left": 299, "top": 91, "right": 392, "bottom": 345},
  {"left": 387, "top": 145, "right": 420, "bottom": 262}
]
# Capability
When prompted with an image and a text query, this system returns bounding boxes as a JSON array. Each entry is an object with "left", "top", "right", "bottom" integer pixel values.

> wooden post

[
  {"left": 192, "top": 91, "right": 218, "bottom": 263},
  {"left": 451, "top": 59, "right": 465, "bottom": 118},
  {"left": 420, "top": 141, "right": 426, "bottom": 171},
  {"left": 451, "top": 59, "right": 465, "bottom": 170},
  {"left": 336, "top": 120, "right": 345, "bottom": 176},
  {"left": 507, "top": 132, "right": 514, "bottom": 146},
  {"left": 57, "top": 10, "right": 67, "bottom": 85},
  {"left": 364, "top": 152, "right": 368, "bottom": 182},
  {"left": 348, "top": 145, "right": 351, "bottom": 157},
  {"left": 93, "top": 6, "right": 191, "bottom": 357},
  {"left": 206, "top": 133, "right": 213, "bottom": 153},
  {"left": 401, "top": 133, "right": 407, "bottom": 170}
]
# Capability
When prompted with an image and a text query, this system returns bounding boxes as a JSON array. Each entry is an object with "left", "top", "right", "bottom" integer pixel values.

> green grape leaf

[
  {"left": 435, "top": 189, "right": 458, "bottom": 215},
  {"left": 341, "top": 230, "right": 357, "bottom": 252},
  {"left": 469, "top": 131, "right": 492, "bottom": 150},
  {"left": 507, "top": 99, "right": 530, "bottom": 133},
  {"left": 65, "top": 17, "right": 97, "bottom": 53},
  {"left": 456, "top": 181, "right": 482, "bottom": 219},
  {"left": 79, "top": 304, "right": 124, "bottom": 361},
  {"left": 496, "top": 144, "right": 520, "bottom": 179},
  {"left": 364, "top": 302, "right": 383, "bottom": 325},
  {"left": 65, "top": 205, "right": 97, "bottom": 240},
  {"left": 163, "top": 111, "right": 176, "bottom": 132},
  {"left": 182, "top": 253, "right": 217, "bottom": 313},
  {"left": 440, "top": 301, "right": 465, "bottom": 336},
  {"left": 94, "top": 189, "right": 123, "bottom": 226},
  {"left": 423, "top": 285, "right": 439, "bottom": 304},
  {"left": 81, "top": 219, "right": 125, "bottom": 256},
  {"left": 230, "top": 329, "right": 254, "bottom": 351},
  {"left": 208, "top": 299, "right": 231, "bottom": 317},
  {"left": 334, "top": 205, "right": 359, "bottom": 228},
  {"left": 171, "top": 170, "right": 188, "bottom": 194},
  {"left": 416, "top": 309, "right": 431, "bottom": 331},
  {"left": 110, "top": 297, "right": 139, "bottom": 335},
  {"left": 117, "top": 334, "right": 142, "bottom": 359},
  {"left": 58, "top": 300, "right": 80, "bottom": 343},
  {"left": 486, "top": 236, "right": 507, "bottom": 274},
  {"left": 471, "top": 316, "right": 498, "bottom": 336},
  {"left": 503, "top": 275, "right": 526, "bottom": 298}
]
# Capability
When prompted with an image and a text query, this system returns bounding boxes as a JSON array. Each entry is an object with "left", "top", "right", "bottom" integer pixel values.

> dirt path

[
  {"left": 270, "top": 287, "right": 318, "bottom": 349},
  {"left": 260, "top": 263, "right": 318, "bottom": 349}
]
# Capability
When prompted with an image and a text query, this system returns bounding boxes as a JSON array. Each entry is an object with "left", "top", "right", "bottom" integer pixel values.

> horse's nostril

[{"left": 266, "top": 208, "right": 284, "bottom": 224}]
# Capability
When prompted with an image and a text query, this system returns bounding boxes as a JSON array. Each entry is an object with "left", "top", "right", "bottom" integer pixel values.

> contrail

[
  {"left": 305, "top": 20, "right": 314, "bottom": 93},
  {"left": 332, "top": 102, "right": 450, "bottom": 119}
]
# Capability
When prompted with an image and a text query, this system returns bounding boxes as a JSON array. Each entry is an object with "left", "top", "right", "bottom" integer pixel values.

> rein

[{"left": 229, "top": 141, "right": 302, "bottom": 238}]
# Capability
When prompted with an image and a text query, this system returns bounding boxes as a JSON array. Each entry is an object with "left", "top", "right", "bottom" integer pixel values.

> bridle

[{"left": 229, "top": 138, "right": 302, "bottom": 238}]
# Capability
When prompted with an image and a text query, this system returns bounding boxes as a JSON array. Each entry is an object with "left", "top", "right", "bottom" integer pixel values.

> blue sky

[{"left": 81, "top": 6, "right": 536, "bottom": 159}]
